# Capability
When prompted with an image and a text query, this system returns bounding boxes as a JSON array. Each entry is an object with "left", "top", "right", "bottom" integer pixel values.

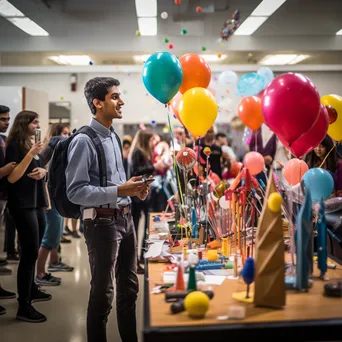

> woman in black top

[
  {"left": 128, "top": 130, "right": 165, "bottom": 273},
  {"left": 5, "top": 111, "right": 51, "bottom": 323}
]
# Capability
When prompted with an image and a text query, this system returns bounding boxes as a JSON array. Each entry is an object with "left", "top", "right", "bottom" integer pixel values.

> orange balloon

[
  {"left": 283, "top": 158, "right": 309, "bottom": 186},
  {"left": 179, "top": 54, "right": 211, "bottom": 94},
  {"left": 238, "top": 96, "right": 264, "bottom": 131}
]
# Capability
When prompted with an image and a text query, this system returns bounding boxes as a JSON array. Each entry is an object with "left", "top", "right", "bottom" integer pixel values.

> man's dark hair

[
  {"left": 0, "top": 105, "right": 10, "bottom": 115},
  {"left": 84, "top": 77, "right": 120, "bottom": 115},
  {"left": 215, "top": 132, "right": 227, "bottom": 140}
]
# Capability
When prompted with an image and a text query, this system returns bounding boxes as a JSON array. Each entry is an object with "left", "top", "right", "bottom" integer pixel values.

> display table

[{"left": 143, "top": 213, "right": 342, "bottom": 342}]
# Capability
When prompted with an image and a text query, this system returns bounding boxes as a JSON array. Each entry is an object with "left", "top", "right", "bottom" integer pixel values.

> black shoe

[
  {"left": 0, "top": 305, "right": 6, "bottom": 315},
  {"left": 0, "top": 266, "right": 12, "bottom": 276},
  {"left": 64, "top": 226, "right": 72, "bottom": 235},
  {"left": 60, "top": 236, "right": 71, "bottom": 244},
  {"left": 16, "top": 304, "right": 47, "bottom": 323},
  {"left": 0, "top": 259, "right": 8, "bottom": 267},
  {"left": 6, "top": 253, "right": 20, "bottom": 262},
  {"left": 31, "top": 289, "right": 52, "bottom": 303},
  {"left": 71, "top": 231, "right": 81, "bottom": 238},
  {"left": 0, "top": 286, "right": 16, "bottom": 299}
]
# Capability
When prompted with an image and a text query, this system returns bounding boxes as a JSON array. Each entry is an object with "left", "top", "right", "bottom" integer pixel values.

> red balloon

[
  {"left": 175, "top": 0, "right": 181, "bottom": 4},
  {"left": 230, "top": 162, "right": 243, "bottom": 177},
  {"left": 279, "top": 104, "right": 329, "bottom": 158},
  {"left": 325, "top": 105, "right": 338, "bottom": 124},
  {"left": 196, "top": 6, "right": 202, "bottom": 13},
  {"left": 262, "top": 73, "right": 321, "bottom": 146},
  {"left": 168, "top": 43, "right": 174, "bottom": 49}
]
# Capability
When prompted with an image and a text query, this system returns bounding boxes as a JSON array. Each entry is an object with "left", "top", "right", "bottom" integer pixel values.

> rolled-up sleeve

[{"left": 66, "top": 136, "right": 118, "bottom": 207}]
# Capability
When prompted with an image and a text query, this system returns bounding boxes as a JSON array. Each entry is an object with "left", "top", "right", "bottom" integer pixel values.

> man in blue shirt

[{"left": 66, "top": 77, "right": 149, "bottom": 342}]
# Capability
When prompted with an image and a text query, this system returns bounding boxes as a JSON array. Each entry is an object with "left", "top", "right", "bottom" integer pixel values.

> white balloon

[
  {"left": 219, "top": 196, "right": 229, "bottom": 209},
  {"left": 161, "top": 12, "right": 168, "bottom": 19}
]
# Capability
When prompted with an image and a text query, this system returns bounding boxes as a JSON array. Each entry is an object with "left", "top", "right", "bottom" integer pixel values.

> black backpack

[{"left": 48, "top": 126, "right": 107, "bottom": 219}]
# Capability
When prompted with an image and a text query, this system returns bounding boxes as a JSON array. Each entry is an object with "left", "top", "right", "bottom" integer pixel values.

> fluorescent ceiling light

[
  {"left": 8, "top": 17, "right": 49, "bottom": 36},
  {"left": 336, "top": 28, "right": 342, "bottom": 35},
  {"left": 251, "top": 0, "right": 286, "bottom": 17},
  {"left": 48, "top": 55, "right": 91, "bottom": 66},
  {"left": 135, "top": 0, "right": 157, "bottom": 17},
  {"left": 259, "top": 54, "right": 310, "bottom": 65},
  {"left": 287, "top": 54, "right": 310, "bottom": 65},
  {"left": 201, "top": 54, "right": 228, "bottom": 62},
  {"left": 138, "top": 17, "right": 157, "bottom": 36},
  {"left": 0, "top": 0, "right": 24, "bottom": 17},
  {"left": 234, "top": 16, "right": 267, "bottom": 35}
]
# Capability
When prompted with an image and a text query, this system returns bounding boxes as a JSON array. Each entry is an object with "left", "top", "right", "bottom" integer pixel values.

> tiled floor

[{"left": 0, "top": 218, "right": 145, "bottom": 342}]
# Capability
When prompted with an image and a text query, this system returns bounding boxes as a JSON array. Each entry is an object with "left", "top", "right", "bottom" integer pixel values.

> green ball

[
  {"left": 181, "top": 29, "right": 187, "bottom": 35},
  {"left": 164, "top": 37, "right": 169, "bottom": 43}
]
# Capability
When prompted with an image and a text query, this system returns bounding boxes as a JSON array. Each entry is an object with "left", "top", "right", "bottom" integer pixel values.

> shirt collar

[{"left": 89, "top": 118, "right": 113, "bottom": 137}]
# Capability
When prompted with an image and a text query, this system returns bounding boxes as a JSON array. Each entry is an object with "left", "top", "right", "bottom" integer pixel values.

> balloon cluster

[
  {"left": 220, "top": 9, "right": 240, "bottom": 40},
  {"left": 142, "top": 52, "right": 218, "bottom": 139},
  {"left": 262, "top": 73, "right": 328, "bottom": 157}
]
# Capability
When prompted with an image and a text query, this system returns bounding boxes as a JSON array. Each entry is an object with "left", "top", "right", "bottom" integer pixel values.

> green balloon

[
  {"left": 181, "top": 29, "right": 187, "bottom": 35},
  {"left": 201, "top": 46, "right": 207, "bottom": 51},
  {"left": 164, "top": 37, "right": 169, "bottom": 43}
]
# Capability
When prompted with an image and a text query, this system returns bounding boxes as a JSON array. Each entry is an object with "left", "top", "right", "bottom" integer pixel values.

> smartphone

[
  {"left": 35, "top": 129, "right": 41, "bottom": 143},
  {"left": 144, "top": 178, "right": 155, "bottom": 184}
]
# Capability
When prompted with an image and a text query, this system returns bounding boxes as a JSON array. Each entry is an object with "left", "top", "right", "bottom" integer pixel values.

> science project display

[{"left": 142, "top": 49, "right": 342, "bottom": 323}]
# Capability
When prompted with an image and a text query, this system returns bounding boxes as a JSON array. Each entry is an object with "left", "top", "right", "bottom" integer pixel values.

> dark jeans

[
  {"left": 4, "top": 207, "right": 17, "bottom": 254},
  {"left": 132, "top": 197, "right": 149, "bottom": 260},
  {"left": 83, "top": 212, "right": 138, "bottom": 342},
  {"left": 9, "top": 207, "right": 46, "bottom": 306}
]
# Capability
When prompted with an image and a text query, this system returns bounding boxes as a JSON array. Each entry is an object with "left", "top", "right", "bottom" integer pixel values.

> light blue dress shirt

[{"left": 66, "top": 118, "right": 131, "bottom": 209}]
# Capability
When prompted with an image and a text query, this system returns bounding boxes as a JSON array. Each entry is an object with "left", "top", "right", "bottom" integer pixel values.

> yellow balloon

[
  {"left": 320, "top": 94, "right": 342, "bottom": 141},
  {"left": 267, "top": 193, "right": 283, "bottom": 213},
  {"left": 179, "top": 87, "right": 218, "bottom": 138}
]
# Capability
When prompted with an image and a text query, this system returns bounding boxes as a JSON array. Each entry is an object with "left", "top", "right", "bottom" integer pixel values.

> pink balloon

[
  {"left": 169, "top": 92, "right": 183, "bottom": 125},
  {"left": 262, "top": 73, "right": 321, "bottom": 146},
  {"left": 280, "top": 105, "right": 329, "bottom": 158},
  {"left": 283, "top": 158, "right": 309, "bottom": 186},
  {"left": 243, "top": 151, "right": 265, "bottom": 176}
]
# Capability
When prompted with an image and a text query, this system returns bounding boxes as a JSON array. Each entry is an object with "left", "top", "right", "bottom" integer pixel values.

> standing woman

[
  {"left": 6, "top": 111, "right": 51, "bottom": 323},
  {"left": 305, "top": 135, "right": 342, "bottom": 197},
  {"left": 128, "top": 130, "right": 165, "bottom": 273}
]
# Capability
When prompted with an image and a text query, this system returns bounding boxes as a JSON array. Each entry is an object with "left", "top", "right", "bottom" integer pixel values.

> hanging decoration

[{"left": 220, "top": 9, "right": 240, "bottom": 40}]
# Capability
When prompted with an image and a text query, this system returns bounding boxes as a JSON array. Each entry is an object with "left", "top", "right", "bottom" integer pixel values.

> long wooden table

[{"left": 143, "top": 213, "right": 342, "bottom": 342}]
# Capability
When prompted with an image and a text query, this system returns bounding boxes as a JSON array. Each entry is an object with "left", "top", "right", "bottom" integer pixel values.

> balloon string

[
  {"left": 319, "top": 143, "right": 336, "bottom": 168},
  {"left": 167, "top": 109, "right": 184, "bottom": 207}
]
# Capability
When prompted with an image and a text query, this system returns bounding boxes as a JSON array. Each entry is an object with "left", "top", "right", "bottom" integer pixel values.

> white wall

[{"left": 0, "top": 71, "right": 342, "bottom": 134}]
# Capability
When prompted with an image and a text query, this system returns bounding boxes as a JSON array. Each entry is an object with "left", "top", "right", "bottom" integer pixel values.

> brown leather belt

[{"left": 95, "top": 206, "right": 130, "bottom": 218}]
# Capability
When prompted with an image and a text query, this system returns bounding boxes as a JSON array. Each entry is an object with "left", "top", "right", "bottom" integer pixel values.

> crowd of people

[{"left": 0, "top": 76, "right": 342, "bottom": 342}]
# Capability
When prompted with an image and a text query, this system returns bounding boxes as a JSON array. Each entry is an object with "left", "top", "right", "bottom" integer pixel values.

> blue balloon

[
  {"left": 302, "top": 168, "right": 334, "bottom": 201},
  {"left": 257, "top": 67, "right": 274, "bottom": 88},
  {"left": 142, "top": 52, "right": 183, "bottom": 104},
  {"left": 237, "top": 72, "right": 265, "bottom": 96},
  {"left": 241, "top": 257, "right": 255, "bottom": 285}
]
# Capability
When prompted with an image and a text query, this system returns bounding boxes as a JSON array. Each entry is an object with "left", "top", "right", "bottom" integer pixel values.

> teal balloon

[
  {"left": 257, "top": 67, "right": 274, "bottom": 87},
  {"left": 237, "top": 72, "right": 265, "bottom": 96},
  {"left": 302, "top": 168, "right": 334, "bottom": 201},
  {"left": 142, "top": 52, "right": 183, "bottom": 104}
]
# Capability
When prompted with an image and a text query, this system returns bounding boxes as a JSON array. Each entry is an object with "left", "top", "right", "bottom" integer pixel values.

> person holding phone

[{"left": 5, "top": 111, "right": 51, "bottom": 323}]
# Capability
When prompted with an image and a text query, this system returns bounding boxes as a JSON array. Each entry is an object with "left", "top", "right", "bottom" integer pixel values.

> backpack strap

[
  {"left": 78, "top": 126, "right": 107, "bottom": 187},
  {"left": 113, "top": 131, "right": 123, "bottom": 158}
]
